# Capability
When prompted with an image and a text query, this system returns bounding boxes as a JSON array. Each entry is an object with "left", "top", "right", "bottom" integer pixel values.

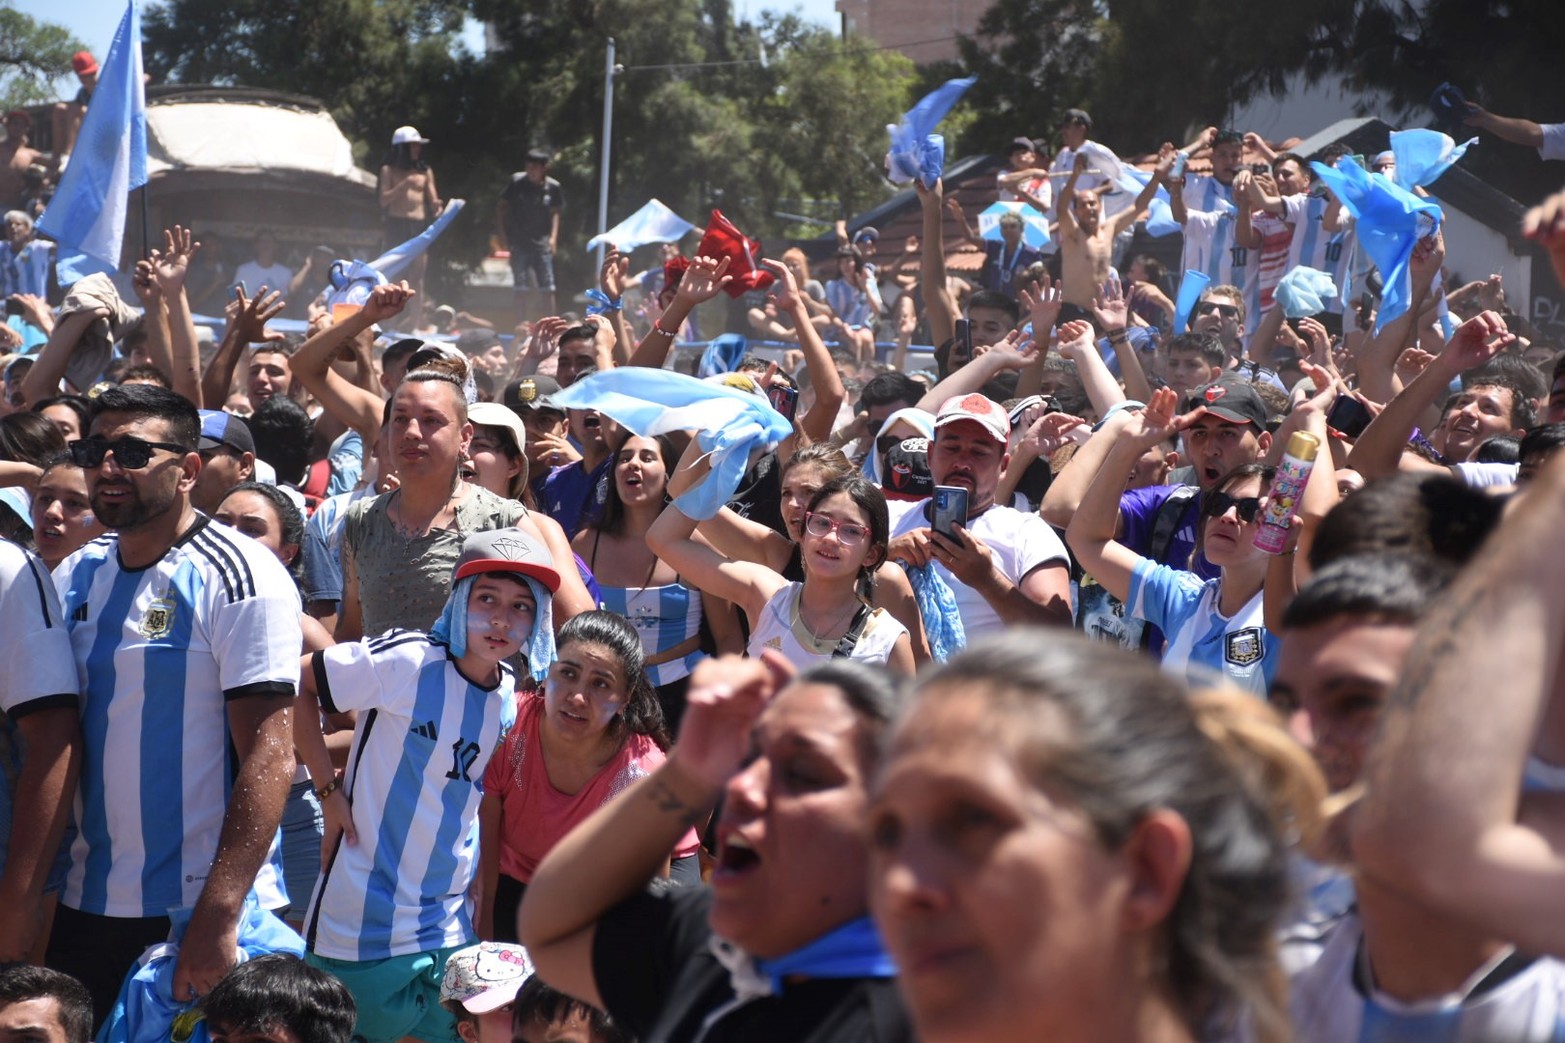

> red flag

[{"left": 696, "top": 211, "right": 774, "bottom": 297}]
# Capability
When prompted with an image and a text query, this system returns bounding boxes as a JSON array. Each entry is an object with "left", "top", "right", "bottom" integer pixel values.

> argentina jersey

[
  {"left": 1285, "top": 193, "right": 1354, "bottom": 314},
  {"left": 1180, "top": 208, "right": 1248, "bottom": 293},
  {"left": 597, "top": 583, "right": 706, "bottom": 688},
  {"left": 1125, "top": 557, "right": 1275, "bottom": 696},
  {"left": 54, "top": 517, "right": 302, "bottom": 918},
  {"left": 305, "top": 631, "right": 517, "bottom": 961},
  {"left": 1290, "top": 911, "right": 1565, "bottom": 1042},
  {"left": 1181, "top": 172, "right": 1235, "bottom": 215}
]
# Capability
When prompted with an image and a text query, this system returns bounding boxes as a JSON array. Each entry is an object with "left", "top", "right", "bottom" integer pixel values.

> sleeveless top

[
  {"left": 745, "top": 582, "right": 905, "bottom": 671},
  {"left": 589, "top": 532, "right": 705, "bottom": 687},
  {"left": 343, "top": 484, "right": 525, "bottom": 637}
]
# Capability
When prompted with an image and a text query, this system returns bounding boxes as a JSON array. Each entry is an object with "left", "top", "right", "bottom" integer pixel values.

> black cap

[
  {"left": 1184, "top": 378, "right": 1269, "bottom": 430},
  {"left": 1008, "top": 136, "right": 1037, "bottom": 154},
  {"left": 504, "top": 375, "right": 563, "bottom": 413},
  {"left": 525, "top": 148, "right": 551, "bottom": 164},
  {"left": 455, "top": 328, "right": 503, "bottom": 356},
  {"left": 1061, "top": 108, "right": 1092, "bottom": 129}
]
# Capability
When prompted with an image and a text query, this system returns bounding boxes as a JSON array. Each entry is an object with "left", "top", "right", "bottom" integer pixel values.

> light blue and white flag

[
  {"left": 1389, "top": 129, "right": 1476, "bottom": 191},
  {"left": 39, "top": 0, "right": 146, "bottom": 279},
  {"left": 369, "top": 198, "right": 465, "bottom": 279},
  {"left": 1311, "top": 156, "right": 1442, "bottom": 332},
  {"left": 977, "top": 201, "right": 1050, "bottom": 248},
  {"left": 555, "top": 368, "right": 793, "bottom": 520},
  {"left": 586, "top": 198, "right": 695, "bottom": 252},
  {"left": 886, "top": 76, "right": 977, "bottom": 189}
]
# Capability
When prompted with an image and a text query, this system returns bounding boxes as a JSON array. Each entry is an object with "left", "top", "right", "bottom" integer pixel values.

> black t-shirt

[
  {"left": 501, "top": 174, "right": 564, "bottom": 245},
  {"left": 726, "top": 450, "right": 785, "bottom": 537},
  {"left": 593, "top": 886, "right": 913, "bottom": 1043}
]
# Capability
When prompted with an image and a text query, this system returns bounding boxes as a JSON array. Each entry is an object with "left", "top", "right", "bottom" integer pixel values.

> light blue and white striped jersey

[
  {"left": 1125, "top": 557, "right": 1275, "bottom": 696},
  {"left": 0, "top": 540, "right": 80, "bottom": 876},
  {"left": 597, "top": 582, "right": 706, "bottom": 687},
  {"left": 1181, "top": 173, "right": 1235, "bottom": 215},
  {"left": 1290, "top": 911, "right": 1565, "bottom": 1042},
  {"left": 54, "top": 517, "right": 303, "bottom": 918},
  {"left": 305, "top": 631, "right": 517, "bottom": 961},
  {"left": 1284, "top": 194, "right": 1355, "bottom": 315},
  {"left": 1179, "top": 208, "right": 1248, "bottom": 296}
]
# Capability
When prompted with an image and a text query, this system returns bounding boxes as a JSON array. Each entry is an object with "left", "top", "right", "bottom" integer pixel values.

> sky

[{"left": 13, "top": 0, "right": 840, "bottom": 96}]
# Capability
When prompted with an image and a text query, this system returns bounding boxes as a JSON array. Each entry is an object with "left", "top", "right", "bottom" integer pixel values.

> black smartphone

[
  {"left": 931, "top": 485, "right": 969, "bottom": 543},
  {"left": 954, "top": 318, "right": 973, "bottom": 363},
  {"left": 1326, "top": 395, "right": 1372, "bottom": 439},
  {"left": 3, "top": 298, "right": 21, "bottom": 317},
  {"left": 767, "top": 384, "right": 799, "bottom": 422}
]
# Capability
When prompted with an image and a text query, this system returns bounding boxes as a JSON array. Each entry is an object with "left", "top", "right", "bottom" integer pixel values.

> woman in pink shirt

[{"left": 479, "top": 610, "right": 700, "bottom": 942}]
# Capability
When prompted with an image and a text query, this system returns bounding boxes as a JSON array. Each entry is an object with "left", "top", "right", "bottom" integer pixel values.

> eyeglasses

[
  {"left": 70, "top": 435, "right": 191, "bottom": 469},
  {"left": 803, "top": 512, "right": 869, "bottom": 547},
  {"left": 1196, "top": 301, "right": 1240, "bottom": 319},
  {"left": 1205, "top": 491, "right": 1263, "bottom": 523}
]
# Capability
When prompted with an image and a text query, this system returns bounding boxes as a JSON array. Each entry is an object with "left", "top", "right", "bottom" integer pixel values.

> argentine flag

[{"left": 39, "top": 0, "right": 147, "bottom": 276}]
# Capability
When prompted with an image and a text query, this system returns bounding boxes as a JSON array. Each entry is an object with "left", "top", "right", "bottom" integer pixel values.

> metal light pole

[{"left": 596, "top": 37, "right": 618, "bottom": 266}]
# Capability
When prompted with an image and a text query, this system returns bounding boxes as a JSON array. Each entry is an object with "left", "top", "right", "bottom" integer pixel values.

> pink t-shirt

[{"left": 484, "top": 692, "right": 700, "bottom": 883}]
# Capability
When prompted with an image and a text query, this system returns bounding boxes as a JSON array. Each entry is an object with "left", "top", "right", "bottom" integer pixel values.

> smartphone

[
  {"left": 1326, "top": 395, "right": 1372, "bottom": 440},
  {"left": 767, "top": 384, "right": 799, "bottom": 422},
  {"left": 954, "top": 318, "right": 973, "bottom": 363},
  {"left": 3, "top": 298, "right": 21, "bottom": 317},
  {"left": 931, "top": 485, "right": 969, "bottom": 543}
]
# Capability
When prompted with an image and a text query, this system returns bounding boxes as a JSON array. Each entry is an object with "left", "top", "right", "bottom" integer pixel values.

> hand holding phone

[
  {"left": 931, "top": 485, "right": 969, "bottom": 544},
  {"left": 767, "top": 384, "right": 799, "bottom": 422}
]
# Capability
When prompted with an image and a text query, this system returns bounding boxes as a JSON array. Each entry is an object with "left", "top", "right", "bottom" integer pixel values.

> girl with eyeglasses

[
  {"left": 1067, "top": 388, "right": 1324, "bottom": 694},
  {"left": 651, "top": 439, "right": 913, "bottom": 674}
]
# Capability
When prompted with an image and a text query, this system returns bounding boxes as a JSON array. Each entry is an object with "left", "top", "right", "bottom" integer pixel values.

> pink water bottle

[{"left": 1254, "top": 431, "right": 1319, "bottom": 554}]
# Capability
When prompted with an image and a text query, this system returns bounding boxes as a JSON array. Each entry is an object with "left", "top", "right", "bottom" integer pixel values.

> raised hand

[
  {"left": 668, "top": 654, "right": 792, "bottom": 792},
  {"left": 359, "top": 281, "right": 416, "bottom": 326},
  {"left": 1019, "top": 410, "right": 1088, "bottom": 459},
  {"left": 227, "top": 286, "right": 286, "bottom": 345},
  {"left": 522, "top": 316, "right": 568, "bottom": 362},
  {"left": 598, "top": 244, "right": 629, "bottom": 300},
  {"left": 1443, "top": 311, "right": 1516, "bottom": 373},
  {"left": 1091, "top": 275, "right": 1128, "bottom": 332},
  {"left": 1123, "top": 386, "right": 1194, "bottom": 449},
  {"left": 131, "top": 258, "right": 160, "bottom": 305},
  {"left": 760, "top": 257, "right": 800, "bottom": 312},
  {"left": 1018, "top": 275, "right": 1063, "bottom": 340},
  {"left": 984, "top": 328, "right": 1039, "bottom": 370},
  {"left": 674, "top": 254, "right": 734, "bottom": 305},
  {"left": 1054, "top": 317, "right": 1096, "bottom": 357},
  {"left": 150, "top": 225, "right": 200, "bottom": 294}
]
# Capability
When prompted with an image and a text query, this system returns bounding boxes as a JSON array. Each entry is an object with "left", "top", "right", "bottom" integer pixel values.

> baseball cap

[
  {"left": 933, "top": 393, "right": 1009, "bottom": 445},
  {"left": 1008, "top": 136, "right": 1037, "bottom": 154},
  {"left": 452, "top": 527, "right": 561, "bottom": 592},
  {"left": 1184, "top": 379, "right": 1269, "bottom": 430},
  {"left": 391, "top": 125, "right": 429, "bottom": 146},
  {"left": 504, "top": 375, "right": 563, "bottom": 413},
  {"left": 1061, "top": 108, "right": 1092, "bottom": 129},
  {"left": 852, "top": 226, "right": 879, "bottom": 244},
  {"left": 468, "top": 401, "right": 527, "bottom": 454},
  {"left": 455, "top": 328, "right": 504, "bottom": 357},
  {"left": 439, "top": 942, "right": 534, "bottom": 1015},
  {"left": 1430, "top": 82, "right": 1469, "bottom": 123},
  {"left": 525, "top": 148, "right": 552, "bottom": 164},
  {"left": 198, "top": 410, "right": 256, "bottom": 455},
  {"left": 72, "top": 51, "right": 98, "bottom": 77}
]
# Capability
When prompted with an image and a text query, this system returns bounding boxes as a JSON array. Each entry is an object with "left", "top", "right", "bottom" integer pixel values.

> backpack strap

[
  {"left": 1147, "top": 485, "right": 1199, "bottom": 566},
  {"left": 831, "top": 603, "right": 874, "bottom": 660}
]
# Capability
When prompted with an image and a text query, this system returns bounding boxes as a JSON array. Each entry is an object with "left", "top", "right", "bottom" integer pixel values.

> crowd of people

[{"left": 5, "top": 39, "right": 1565, "bottom": 1043}]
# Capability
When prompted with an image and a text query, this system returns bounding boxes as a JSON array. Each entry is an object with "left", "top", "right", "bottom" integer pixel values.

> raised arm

[
  {"left": 917, "top": 179, "right": 957, "bottom": 350},
  {"left": 1233, "top": 171, "right": 1261, "bottom": 249},
  {"left": 292, "top": 284, "right": 410, "bottom": 444},
  {"left": 1065, "top": 391, "right": 1188, "bottom": 602},
  {"left": 149, "top": 226, "right": 206, "bottom": 407},
  {"left": 1055, "top": 316, "right": 1129, "bottom": 419},
  {"left": 19, "top": 309, "right": 101, "bottom": 406},
  {"left": 1016, "top": 276, "right": 1064, "bottom": 399},
  {"left": 1347, "top": 311, "right": 1515, "bottom": 479},
  {"left": 596, "top": 245, "right": 635, "bottom": 366},
  {"left": 1108, "top": 144, "right": 1173, "bottom": 239},
  {"left": 762, "top": 258, "right": 844, "bottom": 445},
  {"left": 1092, "top": 279, "right": 1155, "bottom": 404},
  {"left": 945, "top": 196, "right": 982, "bottom": 247},
  {"left": 1463, "top": 103, "right": 1547, "bottom": 149},
  {"left": 625, "top": 255, "right": 732, "bottom": 370},
  {"left": 1352, "top": 449, "right": 1565, "bottom": 956},
  {"left": 914, "top": 332, "right": 1037, "bottom": 412},
  {"left": 521, "top": 654, "right": 786, "bottom": 1007},
  {"left": 1057, "top": 153, "right": 1087, "bottom": 238},
  {"left": 202, "top": 288, "right": 285, "bottom": 410}
]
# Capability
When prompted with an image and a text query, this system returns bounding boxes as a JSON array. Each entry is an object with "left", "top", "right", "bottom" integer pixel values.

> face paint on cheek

[{"left": 466, "top": 610, "right": 531, "bottom": 651}]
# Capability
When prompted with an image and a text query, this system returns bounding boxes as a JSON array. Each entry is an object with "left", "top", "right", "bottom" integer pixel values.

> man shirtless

[
  {"left": 0, "top": 111, "right": 41, "bottom": 211},
  {"left": 1057, "top": 145, "right": 1171, "bottom": 314}
]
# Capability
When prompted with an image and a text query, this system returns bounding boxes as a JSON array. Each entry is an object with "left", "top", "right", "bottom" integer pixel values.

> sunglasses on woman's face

[
  {"left": 1205, "top": 491, "right": 1263, "bottom": 523},
  {"left": 69, "top": 435, "right": 191, "bottom": 469}
]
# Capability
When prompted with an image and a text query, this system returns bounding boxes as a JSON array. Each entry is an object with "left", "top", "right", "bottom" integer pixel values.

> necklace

[
  {"left": 390, "top": 481, "right": 463, "bottom": 540},
  {"left": 795, "top": 587, "right": 858, "bottom": 644}
]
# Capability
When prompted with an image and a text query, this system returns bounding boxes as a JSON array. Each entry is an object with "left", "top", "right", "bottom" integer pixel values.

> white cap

[{"left": 391, "top": 125, "right": 429, "bottom": 146}]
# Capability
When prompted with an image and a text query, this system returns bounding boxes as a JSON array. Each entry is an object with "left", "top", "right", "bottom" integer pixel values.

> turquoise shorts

[{"left": 306, "top": 946, "right": 463, "bottom": 1043}]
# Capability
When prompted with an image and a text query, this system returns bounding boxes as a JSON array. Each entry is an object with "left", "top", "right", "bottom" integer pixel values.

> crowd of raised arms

[{"left": 7, "top": 47, "right": 1565, "bottom": 1043}]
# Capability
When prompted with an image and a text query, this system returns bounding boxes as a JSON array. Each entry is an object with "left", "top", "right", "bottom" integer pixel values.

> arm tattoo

[{"left": 646, "top": 778, "right": 707, "bottom": 827}]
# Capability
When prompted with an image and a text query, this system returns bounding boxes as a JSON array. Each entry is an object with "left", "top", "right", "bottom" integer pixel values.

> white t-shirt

[
  {"left": 1539, "top": 122, "right": 1565, "bottom": 162},
  {"left": 745, "top": 583, "right": 905, "bottom": 671},
  {"left": 233, "top": 261, "right": 293, "bottom": 297},
  {"left": 887, "top": 499, "right": 1069, "bottom": 642},
  {"left": 1283, "top": 194, "right": 1354, "bottom": 315},
  {"left": 1180, "top": 208, "right": 1246, "bottom": 290}
]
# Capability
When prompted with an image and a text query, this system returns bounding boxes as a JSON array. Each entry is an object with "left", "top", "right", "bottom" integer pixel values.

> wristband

[
  {"left": 316, "top": 770, "right": 343, "bottom": 801},
  {"left": 653, "top": 320, "right": 679, "bottom": 338}
]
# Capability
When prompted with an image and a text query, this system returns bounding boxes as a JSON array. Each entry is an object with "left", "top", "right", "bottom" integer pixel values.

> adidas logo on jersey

[{"left": 411, "top": 720, "right": 440, "bottom": 741}]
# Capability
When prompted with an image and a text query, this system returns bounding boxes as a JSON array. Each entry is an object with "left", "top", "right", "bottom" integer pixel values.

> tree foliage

[
  {"left": 140, "top": 0, "right": 918, "bottom": 298},
  {"left": 0, "top": 2, "right": 85, "bottom": 111}
]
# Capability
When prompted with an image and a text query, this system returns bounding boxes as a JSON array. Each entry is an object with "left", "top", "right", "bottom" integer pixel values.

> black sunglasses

[
  {"left": 1196, "top": 301, "right": 1240, "bottom": 319},
  {"left": 70, "top": 435, "right": 191, "bottom": 469},
  {"left": 1205, "top": 491, "right": 1263, "bottom": 523}
]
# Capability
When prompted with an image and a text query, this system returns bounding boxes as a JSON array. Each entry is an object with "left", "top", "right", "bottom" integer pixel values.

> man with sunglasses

[
  {"left": 887, "top": 393, "right": 1073, "bottom": 641},
  {"left": 45, "top": 384, "right": 302, "bottom": 1024}
]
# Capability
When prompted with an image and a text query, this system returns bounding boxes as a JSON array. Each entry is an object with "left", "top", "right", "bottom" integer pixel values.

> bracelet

[
  {"left": 1107, "top": 329, "right": 1129, "bottom": 341},
  {"left": 652, "top": 320, "right": 678, "bottom": 338},
  {"left": 316, "top": 770, "right": 343, "bottom": 801}
]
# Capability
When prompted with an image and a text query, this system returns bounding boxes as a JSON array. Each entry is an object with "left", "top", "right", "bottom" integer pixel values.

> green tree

[{"left": 0, "top": 2, "right": 84, "bottom": 111}]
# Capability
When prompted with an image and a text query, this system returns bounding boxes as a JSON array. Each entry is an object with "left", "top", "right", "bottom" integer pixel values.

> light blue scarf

[
  {"left": 905, "top": 561, "right": 967, "bottom": 662},
  {"left": 430, "top": 574, "right": 556, "bottom": 682}
]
